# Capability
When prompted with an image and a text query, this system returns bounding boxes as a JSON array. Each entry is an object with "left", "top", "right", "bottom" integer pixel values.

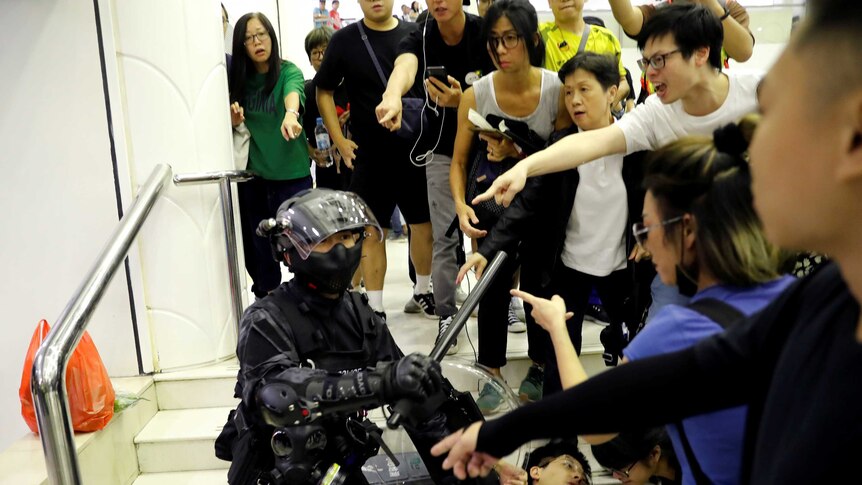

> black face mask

[{"left": 290, "top": 241, "right": 363, "bottom": 295}]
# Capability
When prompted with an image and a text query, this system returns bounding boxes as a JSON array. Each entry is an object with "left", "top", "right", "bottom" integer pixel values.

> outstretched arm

[
  {"left": 474, "top": 124, "right": 627, "bottom": 207},
  {"left": 376, "top": 53, "right": 420, "bottom": 132}
]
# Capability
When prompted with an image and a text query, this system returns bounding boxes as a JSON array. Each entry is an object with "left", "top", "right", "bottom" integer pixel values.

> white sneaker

[
  {"left": 510, "top": 297, "right": 526, "bottom": 322},
  {"left": 507, "top": 302, "right": 527, "bottom": 333},
  {"left": 435, "top": 316, "right": 460, "bottom": 355},
  {"left": 455, "top": 286, "right": 468, "bottom": 305}
]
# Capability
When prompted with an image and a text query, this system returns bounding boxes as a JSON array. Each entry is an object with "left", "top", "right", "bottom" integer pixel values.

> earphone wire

[{"left": 409, "top": 17, "right": 446, "bottom": 167}]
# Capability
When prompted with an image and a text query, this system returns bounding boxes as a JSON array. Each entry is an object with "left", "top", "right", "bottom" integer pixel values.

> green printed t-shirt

[
  {"left": 540, "top": 22, "right": 627, "bottom": 76},
  {"left": 242, "top": 60, "right": 310, "bottom": 181}
]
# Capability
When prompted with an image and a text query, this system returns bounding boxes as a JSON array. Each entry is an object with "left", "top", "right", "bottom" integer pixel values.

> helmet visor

[{"left": 277, "top": 190, "right": 382, "bottom": 259}]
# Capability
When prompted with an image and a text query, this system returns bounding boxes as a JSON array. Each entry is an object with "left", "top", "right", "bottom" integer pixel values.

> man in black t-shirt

[
  {"left": 315, "top": 0, "right": 435, "bottom": 320},
  {"left": 376, "top": 0, "right": 494, "bottom": 352}
]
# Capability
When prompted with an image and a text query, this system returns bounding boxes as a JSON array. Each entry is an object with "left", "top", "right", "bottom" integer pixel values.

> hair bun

[{"left": 713, "top": 123, "right": 749, "bottom": 159}]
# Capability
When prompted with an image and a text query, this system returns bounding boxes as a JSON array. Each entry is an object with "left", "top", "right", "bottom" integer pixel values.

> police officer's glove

[
  {"left": 600, "top": 323, "right": 628, "bottom": 367},
  {"left": 383, "top": 353, "right": 443, "bottom": 402}
]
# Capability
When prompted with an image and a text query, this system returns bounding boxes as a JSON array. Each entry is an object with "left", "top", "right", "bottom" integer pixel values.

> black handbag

[{"left": 357, "top": 22, "right": 428, "bottom": 141}]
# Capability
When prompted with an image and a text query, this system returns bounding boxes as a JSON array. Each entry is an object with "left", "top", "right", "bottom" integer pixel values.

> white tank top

[{"left": 472, "top": 69, "right": 561, "bottom": 140}]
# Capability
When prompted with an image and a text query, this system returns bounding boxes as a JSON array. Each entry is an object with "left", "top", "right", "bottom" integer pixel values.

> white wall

[
  {"left": 0, "top": 0, "right": 241, "bottom": 451},
  {"left": 0, "top": 0, "right": 141, "bottom": 451},
  {"left": 109, "top": 0, "right": 237, "bottom": 371}
]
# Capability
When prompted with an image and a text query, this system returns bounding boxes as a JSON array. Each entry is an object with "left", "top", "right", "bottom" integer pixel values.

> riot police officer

[{"left": 216, "top": 188, "right": 444, "bottom": 485}]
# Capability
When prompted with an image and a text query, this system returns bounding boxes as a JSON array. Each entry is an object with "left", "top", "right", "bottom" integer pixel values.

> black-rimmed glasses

[
  {"left": 637, "top": 49, "right": 681, "bottom": 71},
  {"left": 488, "top": 33, "right": 521, "bottom": 50},
  {"left": 243, "top": 32, "right": 270, "bottom": 45},
  {"left": 632, "top": 216, "right": 684, "bottom": 248},
  {"left": 607, "top": 461, "right": 637, "bottom": 478}
]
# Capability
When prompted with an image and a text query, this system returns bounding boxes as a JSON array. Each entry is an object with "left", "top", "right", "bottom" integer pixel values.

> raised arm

[
  {"left": 474, "top": 124, "right": 627, "bottom": 207},
  {"left": 376, "top": 53, "right": 420, "bottom": 132},
  {"left": 708, "top": 0, "right": 755, "bottom": 62},
  {"left": 608, "top": 0, "right": 646, "bottom": 37}
]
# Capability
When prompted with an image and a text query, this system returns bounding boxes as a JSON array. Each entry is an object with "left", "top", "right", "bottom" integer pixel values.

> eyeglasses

[
  {"left": 607, "top": 461, "right": 637, "bottom": 478},
  {"left": 632, "top": 216, "right": 684, "bottom": 248},
  {"left": 243, "top": 31, "right": 270, "bottom": 45},
  {"left": 310, "top": 46, "right": 327, "bottom": 59},
  {"left": 488, "top": 33, "right": 521, "bottom": 50},
  {"left": 637, "top": 49, "right": 681, "bottom": 71}
]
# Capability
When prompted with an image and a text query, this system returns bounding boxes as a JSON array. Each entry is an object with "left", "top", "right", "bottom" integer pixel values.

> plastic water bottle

[{"left": 314, "top": 117, "right": 334, "bottom": 168}]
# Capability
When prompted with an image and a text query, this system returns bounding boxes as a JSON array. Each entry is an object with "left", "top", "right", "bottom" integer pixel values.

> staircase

[{"left": 0, "top": 239, "right": 617, "bottom": 484}]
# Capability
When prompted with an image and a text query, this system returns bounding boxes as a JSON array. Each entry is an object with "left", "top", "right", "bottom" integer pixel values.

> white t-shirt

[
  {"left": 561, "top": 151, "right": 628, "bottom": 276},
  {"left": 616, "top": 70, "right": 762, "bottom": 154}
]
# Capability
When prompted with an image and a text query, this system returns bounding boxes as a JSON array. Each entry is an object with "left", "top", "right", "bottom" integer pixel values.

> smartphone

[{"left": 425, "top": 66, "right": 449, "bottom": 84}]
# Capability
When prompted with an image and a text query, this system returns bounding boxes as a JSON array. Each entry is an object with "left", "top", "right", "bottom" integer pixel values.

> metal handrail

[
  {"left": 173, "top": 169, "right": 254, "bottom": 334},
  {"left": 31, "top": 164, "right": 172, "bottom": 485}
]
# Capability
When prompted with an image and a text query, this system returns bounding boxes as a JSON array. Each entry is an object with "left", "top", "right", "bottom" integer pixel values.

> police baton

[{"left": 386, "top": 251, "right": 508, "bottom": 429}]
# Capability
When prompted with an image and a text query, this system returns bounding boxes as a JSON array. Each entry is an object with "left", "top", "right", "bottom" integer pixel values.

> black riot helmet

[{"left": 257, "top": 189, "right": 382, "bottom": 294}]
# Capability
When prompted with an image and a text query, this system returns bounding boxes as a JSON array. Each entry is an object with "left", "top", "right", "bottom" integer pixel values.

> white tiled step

[
  {"left": 135, "top": 407, "right": 234, "bottom": 473},
  {"left": 154, "top": 359, "right": 240, "bottom": 410},
  {"left": 133, "top": 470, "right": 228, "bottom": 484}
]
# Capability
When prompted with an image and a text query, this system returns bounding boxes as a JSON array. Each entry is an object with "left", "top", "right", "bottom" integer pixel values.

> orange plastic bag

[{"left": 19, "top": 320, "right": 115, "bottom": 433}]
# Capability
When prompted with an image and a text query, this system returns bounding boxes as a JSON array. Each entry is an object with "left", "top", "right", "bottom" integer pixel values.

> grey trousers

[{"left": 425, "top": 154, "right": 459, "bottom": 318}]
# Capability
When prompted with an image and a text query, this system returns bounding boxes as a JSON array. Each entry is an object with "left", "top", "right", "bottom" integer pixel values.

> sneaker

[
  {"left": 455, "top": 286, "right": 468, "bottom": 305},
  {"left": 407, "top": 292, "right": 437, "bottom": 319},
  {"left": 434, "top": 315, "right": 460, "bottom": 355},
  {"left": 404, "top": 295, "right": 421, "bottom": 313},
  {"left": 510, "top": 297, "right": 526, "bottom": 322},
  {"left": 584, "top": 303, "right": 610, "bottom": 324},
  {"left": 374, "top": 311, "right": 387, "bottom": 324},
  {"left": 517, "top": 364, "right": 544, "bottom": 403},
  {"left": 507, "top": 303, "right": 527, "bottom": 333},
  {"left": 476, "top": 382, "right": 505, "bottom": 415}
]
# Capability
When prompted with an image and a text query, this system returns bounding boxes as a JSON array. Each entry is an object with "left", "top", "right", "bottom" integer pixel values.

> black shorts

[{"left": 349, "top": 138, "right": 430, "bottom": 228}]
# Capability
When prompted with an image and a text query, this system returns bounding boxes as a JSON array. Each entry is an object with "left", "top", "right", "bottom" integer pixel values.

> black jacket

[{"left": 477, "top": 126, "right": 649, "bottom": 289}]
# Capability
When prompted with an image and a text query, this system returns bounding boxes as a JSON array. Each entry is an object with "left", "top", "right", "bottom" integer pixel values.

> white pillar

[{"left": 109, "top": 0, "right": 238, "bottom": 371}]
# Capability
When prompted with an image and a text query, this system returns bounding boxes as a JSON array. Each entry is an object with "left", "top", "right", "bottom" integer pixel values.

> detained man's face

[
  {"left": 530, "top": 455, "right": 588, "bottom": 485},
  {"left": 749, "top": 46, "right": 847, "bottom": 252}
]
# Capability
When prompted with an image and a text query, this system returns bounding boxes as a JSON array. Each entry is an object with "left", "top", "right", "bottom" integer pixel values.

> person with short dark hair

[
  {"left": 376, "top": 0, "right": 495, "bottom": 352},
  {"left": 302, "top": 27, "right": 352, "bottom": 191},
  {"left": 315, "top": 0, "right": 434, "bottom": 320},
  {"left": 526, "top": 439, "right": 591, "bottom": 485},
  {"left": 313, "top": 0, "right": 330, "bottom": 28},
  {"left": 539, "top": 0, "right": 629, "bottom": 105},
  {"left": 330, "top": 0, "right": 343, "bottom": 29},
  {"left": 430, "top": 5, "right": 862, "bottom": 481},
  {"left": 462, "top": 52, "right": 641, "bottom": 396},
  {"left": 591, "top": 428, "right": 680, "bottom": 485}
]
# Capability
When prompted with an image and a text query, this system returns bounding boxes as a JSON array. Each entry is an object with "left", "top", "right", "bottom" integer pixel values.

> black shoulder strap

[
  {"left": 356, "top": 21, "right": 390, "bottom": 88},
  {"left": 686, "top": 298, "right": 746, "bottom": 329},
  {"left": 674, "top": 298, "right": 745, "bottom": 485}
]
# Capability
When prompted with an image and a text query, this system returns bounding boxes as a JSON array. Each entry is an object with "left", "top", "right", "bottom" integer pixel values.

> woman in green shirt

[{"left": 229, "top": 12, "right": 313, "bottom": 298}]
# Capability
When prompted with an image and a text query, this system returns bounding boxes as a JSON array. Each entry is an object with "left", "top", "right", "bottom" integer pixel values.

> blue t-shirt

[{"left": 624, "top": 276, "right": 795, "bottom": 485}]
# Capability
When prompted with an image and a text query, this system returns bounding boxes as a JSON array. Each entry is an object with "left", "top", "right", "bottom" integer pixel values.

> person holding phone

[
  {"left": 376, "top": 0, "right": 494, "bottom": 351},
  {"left": 448, "top": 0, "right": 571, "bottom": 414}
]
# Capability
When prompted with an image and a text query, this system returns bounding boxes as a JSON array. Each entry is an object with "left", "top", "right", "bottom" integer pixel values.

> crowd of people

[{"left": 217, "top": 0, "right": 862, "bottom": 484}]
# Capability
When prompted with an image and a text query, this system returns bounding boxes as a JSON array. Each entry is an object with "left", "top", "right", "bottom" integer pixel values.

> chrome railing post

[
  {"left": 219, "top": 177, "right": 244, "bottom": 334},
  {"left": 172, "top": 170, "right": 254, "bottom": 334},
  {"left": 31, "top": 164, "right": 172, "bottom": 485}
]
